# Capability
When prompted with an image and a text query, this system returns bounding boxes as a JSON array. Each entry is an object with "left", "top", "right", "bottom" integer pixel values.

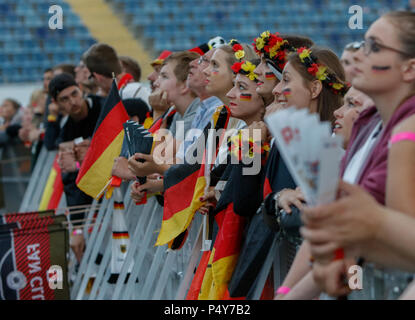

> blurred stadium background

[
  {"left": 0, "top": 0, "right": 409, "bottom": 103},
  {"left": 0, "top": 0, "right": 409, "bottom": 212}
]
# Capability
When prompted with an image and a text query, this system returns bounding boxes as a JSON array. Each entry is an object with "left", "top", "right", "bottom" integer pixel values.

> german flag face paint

[
  {"left": 282, "top": 88, "right": 292, "bottom": 98},
  {"left": 265, "top": 72, "right": 276, "bottom": 80},
  {"left": 240, "top": 93, "right": 252, "bottom": 101},
  {"left": 372, "top": 65, "right": 391, "bottom": 71}
]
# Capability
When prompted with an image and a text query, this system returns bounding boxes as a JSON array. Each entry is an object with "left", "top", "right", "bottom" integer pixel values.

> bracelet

[
  {"left": 275, "top": 286, "right": 291, "bottom": 295},
  {"left": 72, "top": 229, "right": 83, "bottom": 236},
  {"left": 76, "top": 161, "right": 81, "bottom": 170}
]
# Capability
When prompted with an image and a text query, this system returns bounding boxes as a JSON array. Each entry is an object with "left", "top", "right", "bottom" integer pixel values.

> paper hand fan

[{"left": 265, "top": 107, "right": 343, "bottom": 206}]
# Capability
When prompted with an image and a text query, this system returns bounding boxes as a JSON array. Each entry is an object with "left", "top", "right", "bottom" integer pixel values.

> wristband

[
  {"left": 72, "top": 229, "right": 83, "bottom": 236},
  {"left": 275, "top": 286, "right": 291, "bottom": 295},
  {"left": 76, "top": 161, "right": 81, "bottom": 170}
]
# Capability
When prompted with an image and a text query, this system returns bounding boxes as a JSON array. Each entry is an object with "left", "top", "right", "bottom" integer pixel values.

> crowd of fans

[{"left": 2, "top": 7, "right": 415, "bottom": 300}]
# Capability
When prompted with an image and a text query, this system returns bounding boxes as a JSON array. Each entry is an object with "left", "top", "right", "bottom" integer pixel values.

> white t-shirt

[
  {"left": 120, "top": 82, "right": 150, "bottom": 105},
  {"left": 343, "top": 121, "right": 383, "bottom": 184}
]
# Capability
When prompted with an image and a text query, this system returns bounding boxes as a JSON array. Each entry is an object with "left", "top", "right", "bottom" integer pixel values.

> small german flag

[
  {"left": 155, "top": 105, "right": 230, "bottom": 246},
  {"left": 148, "top": 107, "right": 176, "bottom": 134},
  {"left": 112, "top": 231, "right": 129, "bottom": 239},
  {"left": 76, "top": 80, "right": 129, "bottom": 199}
]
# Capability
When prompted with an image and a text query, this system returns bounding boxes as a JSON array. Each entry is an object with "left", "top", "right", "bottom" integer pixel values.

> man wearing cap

[
  {"left": 48, "top": 72, "right": 103, "bottom": 203},
  {"left": 48, "top": 72, "right": 104, "bottom": 262}
]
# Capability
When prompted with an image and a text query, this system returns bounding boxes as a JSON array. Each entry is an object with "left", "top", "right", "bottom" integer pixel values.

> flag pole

[{"left": 112, "top": 72, "right": 118, "bottom": 87}]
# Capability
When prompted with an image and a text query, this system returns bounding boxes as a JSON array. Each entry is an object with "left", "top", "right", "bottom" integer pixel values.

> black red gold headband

[{"left": 297, "top": 47, "right": 349, "bottom": 96}]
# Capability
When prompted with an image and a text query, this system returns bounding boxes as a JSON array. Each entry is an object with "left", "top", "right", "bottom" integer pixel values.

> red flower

[
  {"left": 231, "top": 61, "right": 243, "bottom": 73},
  {"left": 267, "top": 35, "right": 278, "bottom": 47},
  {"left": 297, "top": 47, "right": 307, "bottom": 54},
  {"left": 233, "top": 43, "right": 243, "bottom": 52},
  {"left": 275, "top": 50, "right": 285, "bottom": 61},
  {"left": 307, "top": 63, "right": 319, "bottom": 76}
]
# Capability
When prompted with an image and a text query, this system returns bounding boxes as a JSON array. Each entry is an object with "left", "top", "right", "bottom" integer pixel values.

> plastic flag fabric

[{"left": 108, "top": 188, "right": 134, "bottom": 284}]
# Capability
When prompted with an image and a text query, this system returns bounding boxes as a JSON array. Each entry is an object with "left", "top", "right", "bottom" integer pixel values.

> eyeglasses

[{"left": 359, "top": 38, "right": 411, "bottom": 57}]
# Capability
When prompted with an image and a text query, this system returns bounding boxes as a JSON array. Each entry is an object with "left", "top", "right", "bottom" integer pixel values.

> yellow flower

[
  {"left": 241, "top": 61, "right": 254, "bottom": 72},
  {"left": 299, "top": 48, "right": 311, "bottom": 62},
  {"left": 332, "top": 83, "right": 344, "bottom": 90},
  {"left": 261, "top": 31, "right": 270, "bottom": 39},
  {"left": 235, "top": 50, "right": 245, "bottom": 60},
  {"left": 268, "top": 43, "right": 282, "bottom": 58},
  {"left": 256, "top": 37, "right": 265, "bottom": 50},
  {"left": 316, "top": 65, "right": 327, "bottom": 81},
  {"left": 248, "top": 72, "right": 257, "bottom": 81}
]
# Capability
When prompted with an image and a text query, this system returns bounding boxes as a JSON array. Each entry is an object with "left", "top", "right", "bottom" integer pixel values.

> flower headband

[
  {"left": 253, "top": 31, "right": 292, "bottom": 72},
  {"left": 231, "top": 60, "right": 258, "bottom": 81},
  {"left": 229, "top": 39, "right": 245, "bottom": 60},
  {"left": 228, "top": 39, "right": 258, "bottom": 81},
  {"left": 297, "top": 47, "right": 349, "bottom": 96}
]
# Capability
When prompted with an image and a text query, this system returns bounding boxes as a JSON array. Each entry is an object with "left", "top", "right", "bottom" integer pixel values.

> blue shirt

[{"left": 177, "top": 96, "right": 224, "bottom": 160}]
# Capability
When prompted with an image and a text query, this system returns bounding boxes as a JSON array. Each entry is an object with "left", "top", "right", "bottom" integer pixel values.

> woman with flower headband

[
  {"left": 187, "top": 41, "right": 269, "bottom": 300},
  {"left": 224, "top": 33, "right": 315, "bottom": 220},
  {"left": 253, "top": 31, "right": 314, "bottom": 108},
  {"left": 225, "top": 45, "right": 348, "bottom": 300},
  {"left": 286, "top": 11, "right": 415, "bottom": 300},
  {"left": 198, "top": 40, "right": 258, "bottom": 205}
]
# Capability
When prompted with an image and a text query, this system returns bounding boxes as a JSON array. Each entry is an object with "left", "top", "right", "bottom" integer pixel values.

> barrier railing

[{"left": 17, "top": 145, "right": 297, "bottom": 301}]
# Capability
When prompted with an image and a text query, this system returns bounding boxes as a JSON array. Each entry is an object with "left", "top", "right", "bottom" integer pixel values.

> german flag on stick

[
  {"left": 155, "top": 106, "right": 230, "bottom": 247},
  {"left": 76, "top": 80, "right": 129, "bottom": 199},
  {"left": 39, "top": 155, "right": 64, "bottom": 211}
]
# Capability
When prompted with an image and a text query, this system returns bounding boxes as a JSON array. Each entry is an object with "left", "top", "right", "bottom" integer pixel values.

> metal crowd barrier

[
  {"left": 19, "top": 147, "right": 57, "bottom": 213},
  {"left": 0, "top": 142, "right": 33, "bottom": 213},
  {"left": 17, "top": 146, "right": 300, "bottom": 301}
]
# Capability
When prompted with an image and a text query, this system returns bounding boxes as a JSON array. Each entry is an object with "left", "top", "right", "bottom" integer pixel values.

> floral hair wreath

[
  {"left": 229, "top": 39, "right": 245, "bottom": 60},
  {"left": 253, "top": 31, "right": 292, "bottom": 71},
  {"left": 231, "top": 60, "right": 258, "bottom": 81},
  {"left": 228, "top": 39, "right": 258, "bottom": 82},
  {"left": 297, "top": 47, "right": 350, "bottom": 96}
]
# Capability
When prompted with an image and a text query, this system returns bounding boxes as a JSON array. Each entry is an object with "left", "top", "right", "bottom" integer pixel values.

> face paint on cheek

[
  {"left": 372, "top": 65, "right": 391, "bottom": 72},
  {"left": 212, "top": 70, "right": 219, "bottom": 75},
  {"left": 265, "top": 72, "right": 276, "bottom": 80},
  {"left": 240, "top": 93, "right": 252, "bottom": 101},
  {"left": 282, "top": 88, "right": 292, "bottom": 98}
]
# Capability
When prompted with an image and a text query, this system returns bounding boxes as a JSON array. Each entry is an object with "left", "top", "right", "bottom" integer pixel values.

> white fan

[{"left": 265, "top": 107, "right": 344, "bottom": 206}]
